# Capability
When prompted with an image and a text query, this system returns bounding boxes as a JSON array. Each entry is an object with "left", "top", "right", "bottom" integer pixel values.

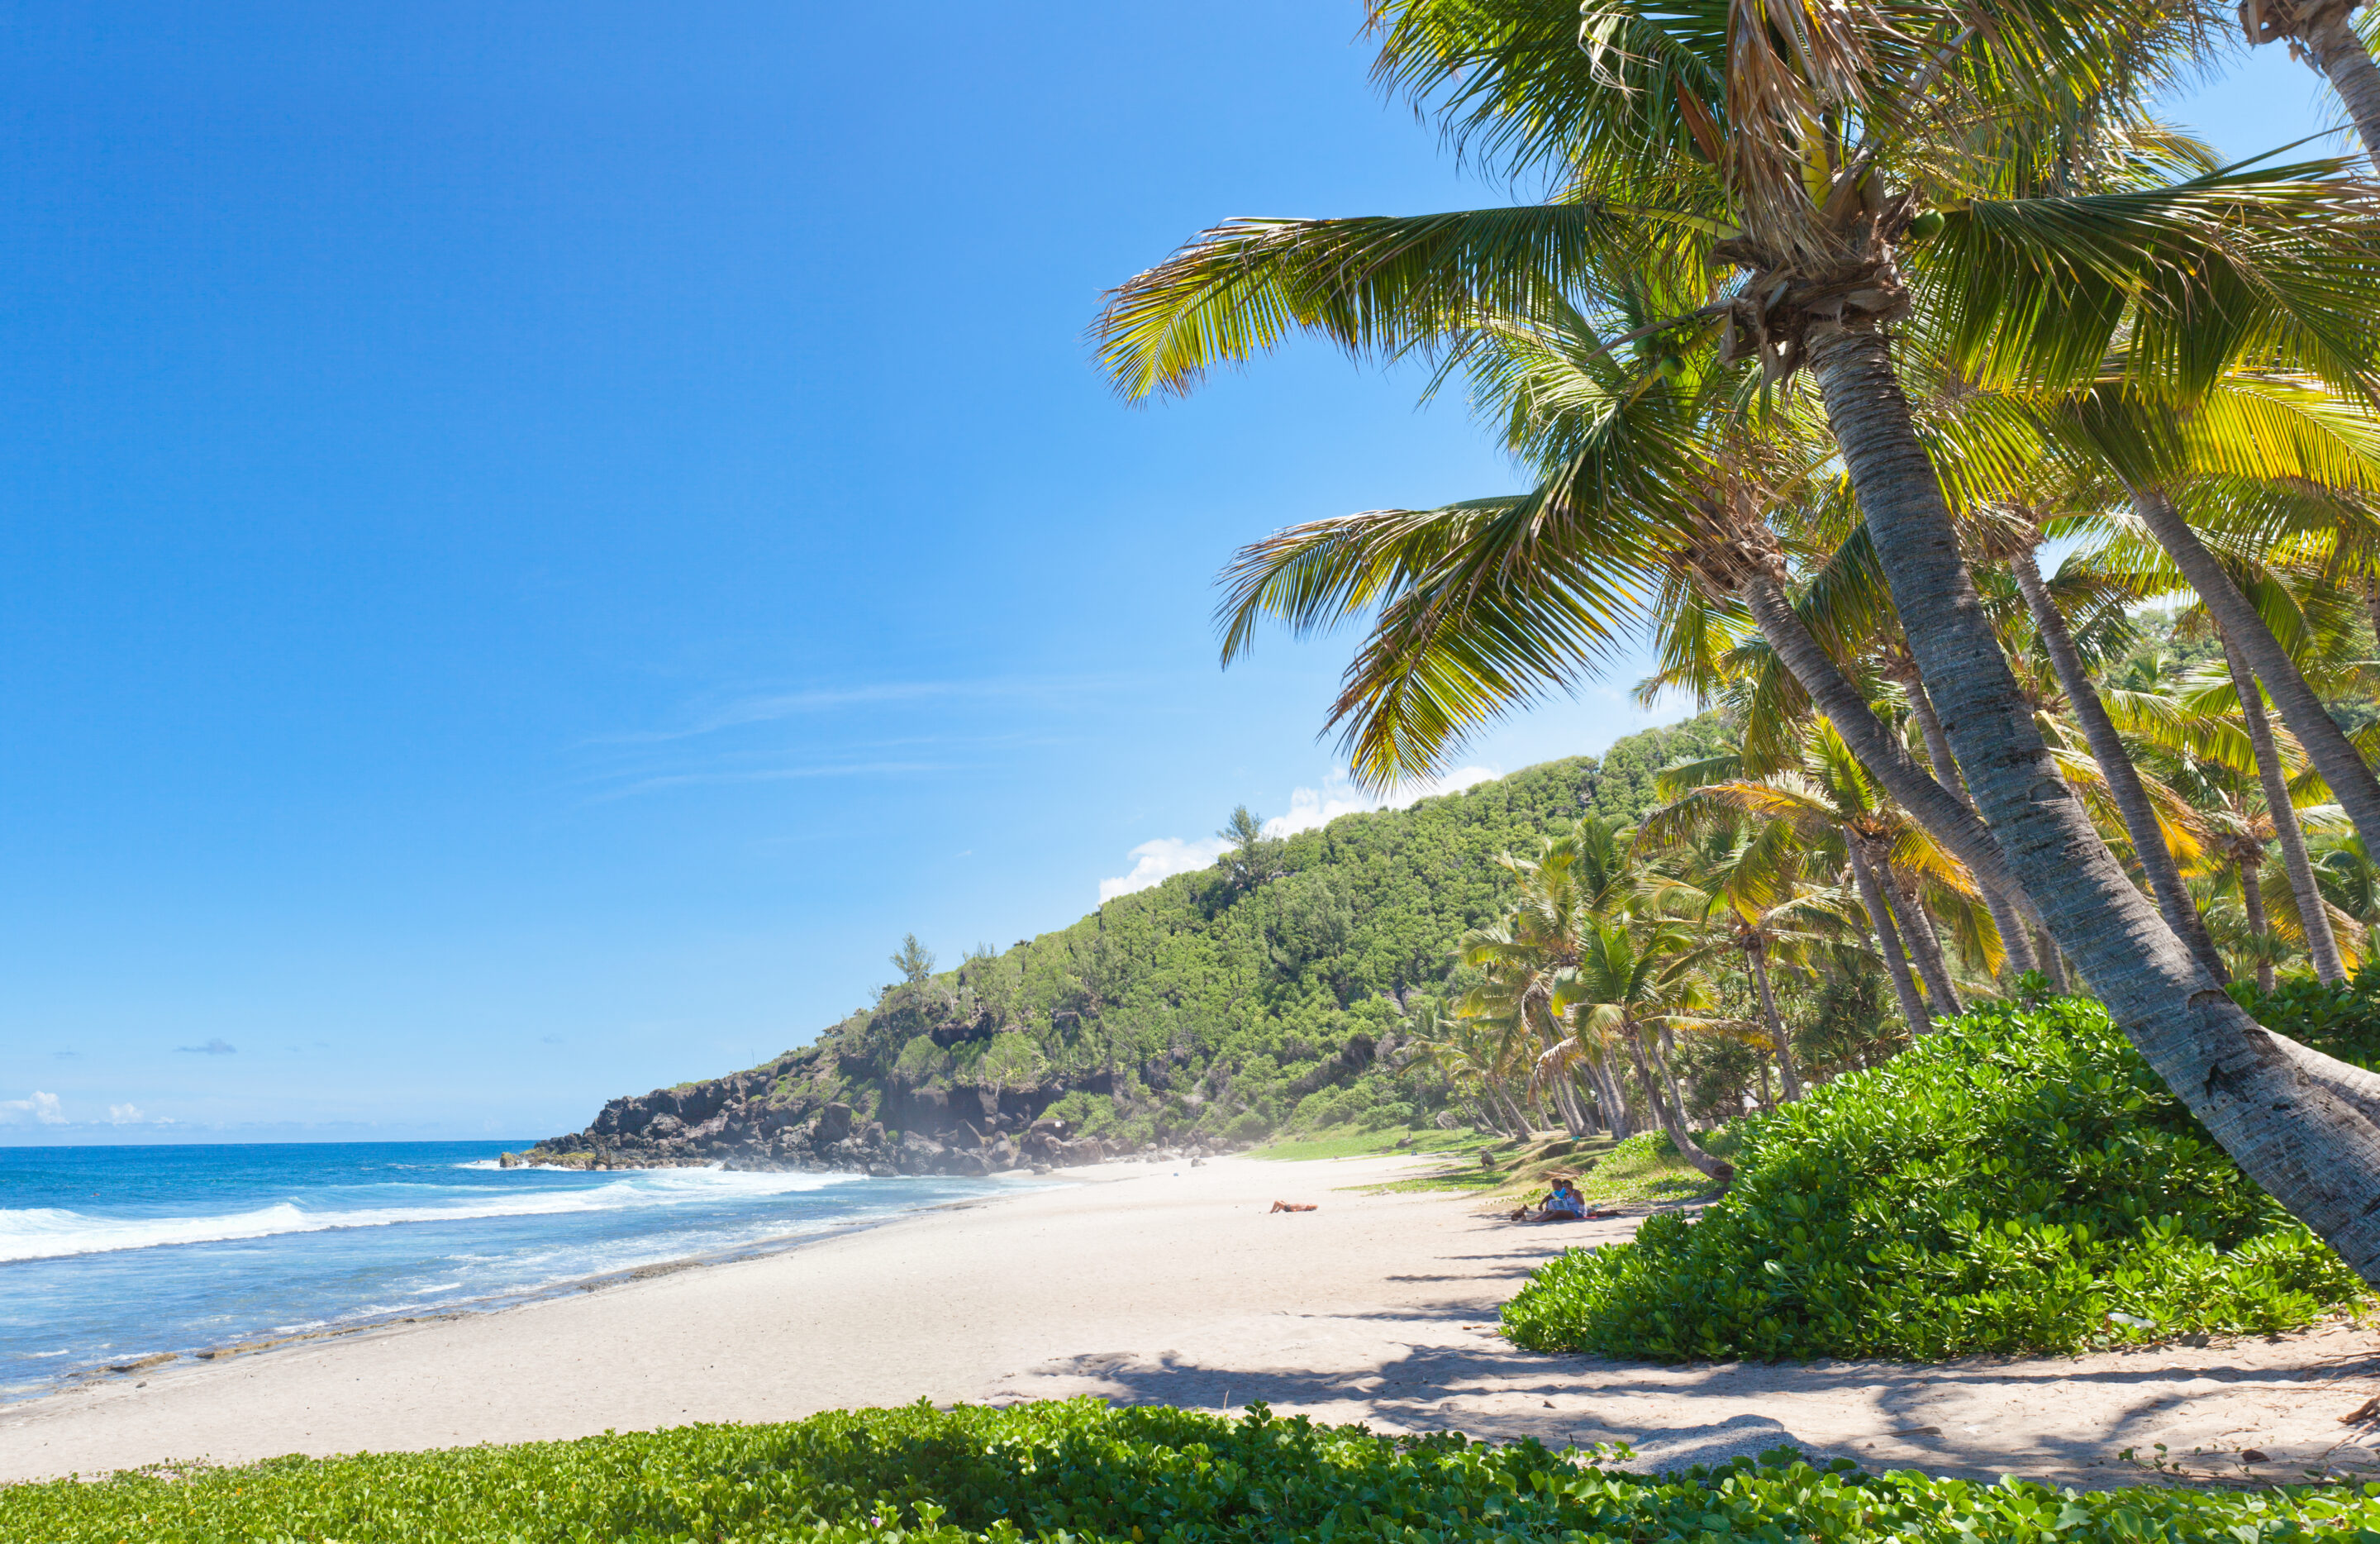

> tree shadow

[{"left": 985, "top": 1333, "right": 2380, "bottom": 1489}]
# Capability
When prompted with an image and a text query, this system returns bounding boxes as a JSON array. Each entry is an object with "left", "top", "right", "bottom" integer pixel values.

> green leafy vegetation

[
  {"left": 11, "top": 1397, "right": 2380, "bottom": 1542},
  {"left": 1501, "top": 997, "right": 2369, "bottom": 1362},
  {"left": 2229, "top": 966, "right": 2380, "bottom": 1070},
  {"left": 795, "top": 717, "right": 1740, "bottom": 1150}
]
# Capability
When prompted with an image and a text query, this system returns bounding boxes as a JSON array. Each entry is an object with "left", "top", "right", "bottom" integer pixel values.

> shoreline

[
  {"left": 7, "top": 1152, "right": 2380, "bottom": 1490},
  {"left": 2, "top": 1171, "right": 1043, "bottom": 1409}
]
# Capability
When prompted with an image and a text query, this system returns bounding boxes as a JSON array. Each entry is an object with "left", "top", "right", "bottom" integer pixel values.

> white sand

[{"left": 3, "top": 1152, "right": 2378, "bottom": 1488}]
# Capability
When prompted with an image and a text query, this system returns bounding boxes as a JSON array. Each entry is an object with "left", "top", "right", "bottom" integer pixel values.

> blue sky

[{"left": 0, "top": 6, "right": 2352, "bottom": 1143}]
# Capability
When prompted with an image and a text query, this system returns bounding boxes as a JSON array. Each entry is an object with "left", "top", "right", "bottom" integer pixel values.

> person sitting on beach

[{"left": 1508, "top": 1176, "right": 1588, "bottom": 1222}]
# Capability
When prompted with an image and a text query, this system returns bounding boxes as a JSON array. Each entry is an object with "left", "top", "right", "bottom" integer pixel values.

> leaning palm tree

[
  {"left": 1097, "top": 0, "right": 2380, "bottom": 1279},
  {"left": 1400, "top": 1010, "right": 1535, "bottom": 1137}
]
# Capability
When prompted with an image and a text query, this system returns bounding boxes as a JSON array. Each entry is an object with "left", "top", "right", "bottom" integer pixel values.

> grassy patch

[
  {"left": 1248, "top": 1126, "right": 1488, "bottom": 1162},
  {"left": 7, "top": 1398, "right": 2379, "bottom": 1542},
  {"left": 1270, "top": 1122, "right": 1738, "bottom": 1207},
  {"left": 1502, "top": 997, "right": 2370, "bottom": 1363}
]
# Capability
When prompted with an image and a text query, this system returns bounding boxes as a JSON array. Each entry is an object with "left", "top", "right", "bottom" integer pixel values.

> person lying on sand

[{"left": 1269, "top": 1201, "right": 1316, "bottom": 1213}]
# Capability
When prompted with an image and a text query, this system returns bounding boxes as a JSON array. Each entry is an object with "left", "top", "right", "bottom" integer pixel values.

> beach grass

[{"left": 1247, "top": 1126, "right": 1487, "bottom": 1162}]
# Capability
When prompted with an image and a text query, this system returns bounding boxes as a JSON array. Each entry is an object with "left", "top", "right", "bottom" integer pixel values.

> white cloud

[
  {"left": 1097, "top": 766, "right": 1503, "bottom": 902},
  {"left": 1100, "top": 836, "right": 1230, "bottom": 902},
  {"left": 1261, "top": 766, "right": 1501, "bottom": 840},
  {"left": 0, "top": 1091, "right": 65, "bottom": 1125},
  {"left": 107, "top": 1103, "right": 145, "bottom": 1125},
  {"left": 175, "top": 1037, "right": 237, "bottom": 1056}
]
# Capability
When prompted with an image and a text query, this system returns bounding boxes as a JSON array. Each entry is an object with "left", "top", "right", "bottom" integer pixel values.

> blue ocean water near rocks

[{"left": 0, "top": 1141, "right": 1005, "bottom": 1401}]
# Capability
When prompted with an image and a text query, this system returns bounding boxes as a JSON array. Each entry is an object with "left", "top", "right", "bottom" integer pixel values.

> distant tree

[
  {"left": 890, "top": 933, "right": 937, "bottom": 985},
  {"left": 1216, "top": 806, "right": 1282, "bottom": 894}
]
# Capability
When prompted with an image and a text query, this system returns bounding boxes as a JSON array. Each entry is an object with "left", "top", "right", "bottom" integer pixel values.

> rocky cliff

[{"left": 515, "top": 1022, "right": 1226, "bottom": 1175}]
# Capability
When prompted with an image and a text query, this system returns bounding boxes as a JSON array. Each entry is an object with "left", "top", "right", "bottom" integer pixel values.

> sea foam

[{"left": 0, "top": 1165, "right": 864, "bottom": 1264}]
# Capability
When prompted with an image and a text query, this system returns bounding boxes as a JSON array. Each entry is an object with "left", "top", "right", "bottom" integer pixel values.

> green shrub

[
  {"left": 1220, "top": 1109, "right": 1271, "bottom": 1144},
  {"left": 7, "top": 1397, "right": 2379, "bottom": 1543},
  {"left": 2231, "top": 965, "right": 2380, "bottom": 1067},
  {"left": 1502, "top": 997, "right": 2365, "bottom": 1362}
]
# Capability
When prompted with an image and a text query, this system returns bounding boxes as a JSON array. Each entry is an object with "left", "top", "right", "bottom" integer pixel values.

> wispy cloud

[
  {"left": 0, "top": 1092, "right": 64, "bottom": 1125},
  {"left": 176, "top": 1037, "right": 238, "bottom": 1056},
  {"left": 107, "top": 1103, "right": 146, "bottom": 1125},
  {"left": 1098, "top": 767, "right": 1503, "bottom": 902},
  {"left": 597, "top": 675, "right": 1126, "bottom": 746},
  {"left": 590, "top": 760, "right": 954, "bottom": 803}
]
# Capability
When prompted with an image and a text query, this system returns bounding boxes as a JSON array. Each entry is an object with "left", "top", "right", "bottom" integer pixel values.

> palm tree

[
  {"left": 1656, "top": 820, "right": 1862, "bottom": 1099},
  {"left": 1453, "top": 819, "right": 1645, "bottom": 1137},
  {"left": 1400, "top": 1010, "right": 1535, "bottom": 1137},
  {"left": 1097, "top": 1, "right": 2380, "bottom": 1278},
  {"left": 2003, "top": 527, "right": 2230, "bottom": 980},
  {"left": 1641, "top": 724, "right": 1992, "bottom": 1037},
  {"left": 2219, "top": 630, "right": 2349, "bottom": 981},
  {"left": 1534, "top": 910, "right": 1735, "bottom": 1184},
  {"left": 2055, "top": 385, "right": 2380, "bottom": 874}
]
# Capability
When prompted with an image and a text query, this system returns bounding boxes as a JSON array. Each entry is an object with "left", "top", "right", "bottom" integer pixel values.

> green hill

[{"left": 524, "top": 716, "right": 1735, "bottom": 1174}]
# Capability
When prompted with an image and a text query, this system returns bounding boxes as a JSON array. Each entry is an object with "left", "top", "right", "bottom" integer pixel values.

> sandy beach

[{"left": 5, "top": 1151, "right": 2379, "bottom": 1489}]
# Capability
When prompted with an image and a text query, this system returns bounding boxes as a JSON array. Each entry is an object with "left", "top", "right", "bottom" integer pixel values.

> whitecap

[{"left": 0, "top": 1168, "right": 869, "bottom": 1265}]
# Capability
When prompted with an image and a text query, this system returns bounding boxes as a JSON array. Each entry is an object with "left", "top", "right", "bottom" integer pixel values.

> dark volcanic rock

[{"left": 523, "top": 1019, "right": 1207, "bottom": 1178}]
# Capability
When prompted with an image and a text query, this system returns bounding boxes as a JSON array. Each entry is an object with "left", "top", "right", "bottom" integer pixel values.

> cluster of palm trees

[
  {"left": 1096, "top": 0, "right": 2380, "bottom": 1275},
  {"left": 1406, "top": 589, "right": 2380, "bottom": 1177}
]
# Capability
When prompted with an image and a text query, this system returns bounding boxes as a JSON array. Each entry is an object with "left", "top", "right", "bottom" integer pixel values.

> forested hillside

[{"left": 526, "top": 715, "right": 1735, "bottom": 1171}]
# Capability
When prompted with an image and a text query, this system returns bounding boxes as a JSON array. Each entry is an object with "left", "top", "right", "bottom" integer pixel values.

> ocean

[{"left": 0, "top": 1141, "right": 1011, "bottom": 1402}]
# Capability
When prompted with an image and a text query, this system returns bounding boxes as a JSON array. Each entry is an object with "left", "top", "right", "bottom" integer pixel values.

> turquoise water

[{"left": 0, "top": 1141, "right": 1002, "bottom": 1399}]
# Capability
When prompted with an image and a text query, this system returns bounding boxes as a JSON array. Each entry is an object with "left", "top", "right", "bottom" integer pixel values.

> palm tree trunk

[
  {"left": 1741, "top": 570, "right": 2049, "bottom": 945},
  {"left": 1623, "top": 1026, "right": 1732, "bottom": 1187},
  {"left": 2223, "top": 630, "right": 2346, "bottom": 984},
  {"left": 1747, "top": 943, "right": 1803, "bottom": 1100},
  {"left": 1587, "top": 1052, "right": 1634, "bottom": 1140},
  {"left": 2299, "top": 2, "right": 2380, "bottom": 165},
  {"left": 1887, "top": 867, "right": 1962, "bottom": 1019},
  {"left": 2131, "top": 488, "right": 2380, "bottom": 861},
  {"left": 2031, "top": 925, "right": 2071, "bottom": 993},
  {"left": 1545, "top": 1067, "right": 1591, "bottom": 1138},
  {"left": 2011, "top": 544, "right": 2230, "bottom": 982},
  {"left": 1844, "top": 831, "right": 1930, "bottom": 1038},
  {"left": 1807, "top": 322, "right": 2380, "bottom": 1284},
  {"left": 1568, "top": 1067, "right": 1606, "bottom": 1135},
  {"left": 2240, "top": 856, "right": 2278, "bottom": 994},
  {"left": 1902, "top": 669, "right": 2040, "bottom": 979}
]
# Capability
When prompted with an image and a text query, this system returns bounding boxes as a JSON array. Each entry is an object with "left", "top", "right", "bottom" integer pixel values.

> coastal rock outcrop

[{"left": 521, "top": 1039, "right": 1225, "bottom": 1177}]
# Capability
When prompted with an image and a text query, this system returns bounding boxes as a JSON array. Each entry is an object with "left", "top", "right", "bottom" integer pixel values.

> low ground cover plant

[
  {"left": 1501, "top": 997, "right": 2368, "bottom": 1362},
  {"left": 7, "top": 1398, "right": 2380, "bottom": 1543}
]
